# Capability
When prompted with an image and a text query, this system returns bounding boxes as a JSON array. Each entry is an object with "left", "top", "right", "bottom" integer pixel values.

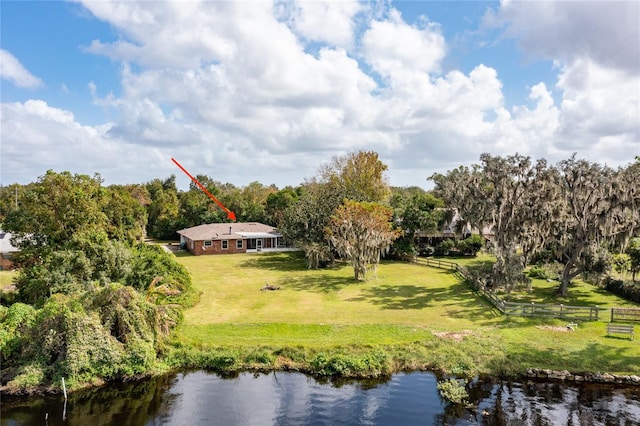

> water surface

[{"left": 2, "top": 371, "right": 639, "bottom": 425}]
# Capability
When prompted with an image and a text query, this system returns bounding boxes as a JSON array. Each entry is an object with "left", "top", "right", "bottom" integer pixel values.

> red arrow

[{"left": 171, "top": 157, "right": 237, "bottom": 221}]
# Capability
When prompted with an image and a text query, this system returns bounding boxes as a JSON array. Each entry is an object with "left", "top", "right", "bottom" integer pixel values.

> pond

[{"left": 2, "top": 371, "right": 639, "bottom": 425}]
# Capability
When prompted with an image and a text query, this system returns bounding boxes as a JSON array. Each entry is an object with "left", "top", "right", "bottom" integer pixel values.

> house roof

[
  {"left": 0, "top": 231, "right": 20, "bottom": 253},
  {"left": 177, "top": 222, "right": 281, "bottom": 241}
]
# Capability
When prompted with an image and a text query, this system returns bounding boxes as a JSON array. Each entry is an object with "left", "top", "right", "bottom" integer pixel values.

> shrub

[
  {"left": 601, "top": 277, "right": 640, "bottom": 304},
  {"left": 457, "top": 234, "right": 483, "bottom": 256},
  {"left": 528, "top": 265, "right": 551, "bottom": 280},
  {"left": 437, "top": 378, "right": 470, "bottom": 405},
  {"left": 7, "top": 363, "right": 46, "bottom": 389},
  {"left": 0, "top": 302, "right": 36, "bottom": 360},
  {"left": 434, "top": 239, "right": 456, "bottom": 256},
  {"left": 311, "top": 351, "right": 391, "bottom": 377}
]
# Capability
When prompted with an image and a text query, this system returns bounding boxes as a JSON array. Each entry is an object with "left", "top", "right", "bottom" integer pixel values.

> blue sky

[{"left": 1, "top": 1, "right": 638, "bottom": 189}]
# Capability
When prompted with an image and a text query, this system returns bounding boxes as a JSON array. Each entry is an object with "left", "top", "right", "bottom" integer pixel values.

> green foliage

[
  {"left": 528, "top": 265, "right": 553, "bottom": 280},
  {"left": 265, "top": 187, "right": 300, "bottom": 227},
  {"left": 626, "top": 238, "right": 640, "bottom": 281},
  {"left": 326, "top": 200, "right": 401, "bottom": 280},
  {"left": 14, "top": 235, "right": 135, "bottom": 306},
  {"left": 64, "top": 312, "right": 127, "bottom": 382},
  {"left": 310, "top": 350, "right": 391, "bottom": 377},
  {"left": 437, "top": 378, "right": 470, "bottom": 405},
  {"left": 281, "top": 151, "right": 392, "bottom": 268},
  {"left": 167, "top": 347, "right": 237, "bottom": 370},
  {"left": 601, "top": 277, "right": 640, "bottom": 304},
  {"left": 3, "top": 170, "right": 108, "bottom": 250},
  {"left": 102, "top": 185, "right": 148, "bottom": 243},
  {"left": 456, "top": 234, "right": 483, "bottom": 256},
  {"left": 126, "top": 243, "right": 197, "bottom": 307},
  {"left": 613, "top": 253, "right": 631, "bottom": 275},
  {"left": 2, "top": 286, "right": 168, "bottom": 389},
  {"left": 491, "top": 248, "right": 531, "bottom": 296},
  {"left": 7, "top": 363, "right": 46, "bottom": 389},
  {"left": 0, "top": 302, "right": 36, "bottom": 359},
  {"left": 146, "top": 176, "right": 181, "bottom": 240},
  {"left": 390, "top": 237, "right": 418, "bottom": 261},
  {"left": 434, "top": 239, "right": 456, "bottom": 256}
]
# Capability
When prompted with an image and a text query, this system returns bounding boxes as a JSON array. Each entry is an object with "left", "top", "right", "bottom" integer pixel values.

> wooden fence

[
  {"left": 417, "top": 257, "right": 601, "bottom": 321},
  {"left": 501, "top": 302, "right": 600, "bottom": 321},
  {"left": 611, "top": 307, "right": 640, "bottom": 323}
]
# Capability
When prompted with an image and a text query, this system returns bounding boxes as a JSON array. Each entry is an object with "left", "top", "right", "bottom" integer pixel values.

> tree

[
  {"left": 552, "top": 157, "right": 639, "bottom": 296},
  {"left": 280, "top": 182, "right": 338, "bottom": 268},
  {"left": 265, "top": 186, "right": 300, "bottom": 227},
  {"left": 431, "top": 153, "right": 640, "bottom": 297},
  {"left": 430, "top": 154, "right": 548, "bottom": 293},
  {"left": 389, "top": 188, "right": 444, "bottom": 259},
  {"left": 103, "top": 185, "right": 148, "bottom": 243},
  {"left": 326, "top": 200, "right": 400, "bottom": 280},
  {"left": 3, "top": 171, "right": 108, "bottom": 250},
  {"left": 0, "top": 183, "right": 26, "bottom": 223},
  {"left": 319, "top": 150, "right": 390, "bottom": 203},
  {"left": 280, "top": 151, "right": 391, "bottom": 268},
  {"left": 145, "top": 176, "right": 181, "bottom": 240},
  {"left": 627, "top": 238, "right": 640, "bottom": 281}
]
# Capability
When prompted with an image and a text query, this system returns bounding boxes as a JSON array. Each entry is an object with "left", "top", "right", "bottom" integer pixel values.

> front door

[{"left": 257, "top": 239, "right": 262, "bottom": 250}]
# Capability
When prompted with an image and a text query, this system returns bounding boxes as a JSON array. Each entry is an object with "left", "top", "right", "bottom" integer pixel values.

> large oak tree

[{"left": 326, "top": 200, "right": 400, "bottom": 280}]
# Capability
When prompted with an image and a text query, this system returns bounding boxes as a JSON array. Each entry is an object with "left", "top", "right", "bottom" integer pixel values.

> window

[
  {"left": 204, "top": 240, "right": 213, "bottom": 247},
  {"left": 222, "top": 240, "right": 228, "bottom": 250},
  {"left": 236, "top": 239, "right": 243, "bottom": 249}
]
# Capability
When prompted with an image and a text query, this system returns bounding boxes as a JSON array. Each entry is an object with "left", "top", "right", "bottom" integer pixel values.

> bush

[
  {"left": 0, "top": 303, "right": 36, "bottom": 360},
  {"left": 434, "top": 239, "right": 456, "bottom": 256},
  {"left": 528, "top": 265, "right": 552, "bottom": 280},
  {"left": 457, "top": 235, "right": 483, "bottom": 256},
  {"left": 601, "top": 277, "right": 640, "bottom": 304},
  {"left": 311, "top": 351, "right": 391, "bottom": 377},
  {"left": 126, "top": 244, "right": 197, "bottom": 307},
  {"left": 437, "top": 378, "right": 470, "bottom": 405}
]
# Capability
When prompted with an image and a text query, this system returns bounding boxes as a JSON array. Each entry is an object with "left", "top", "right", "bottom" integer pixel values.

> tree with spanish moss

[
  {"left": 326, "top": 200, "right": 401, "bottom": 280},
  {"left": 281, "top": 150, "right": 391, "bottom": 268}
]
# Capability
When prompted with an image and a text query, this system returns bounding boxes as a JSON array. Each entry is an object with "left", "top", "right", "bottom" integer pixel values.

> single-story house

[
  {"left": 414, "top": 208, "right": 494, "bottom": 247},
  {"left": 177, "top": 222, "right": 294, "bottom": 256},
  {"left": 0, "top": 230, "right": 20, "bottom": 270}
]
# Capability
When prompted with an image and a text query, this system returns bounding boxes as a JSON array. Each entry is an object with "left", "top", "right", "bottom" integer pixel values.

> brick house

[
  {"left": 0, "top": 231, "right": 20, "bottom": 270},
  {"left": 177, "top": 222, "right": 293, "bottom": 256}
]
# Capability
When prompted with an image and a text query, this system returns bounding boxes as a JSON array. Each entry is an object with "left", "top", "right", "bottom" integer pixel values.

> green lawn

[
  {"left": 173, "top": 252, "right": 639, "bottom": 376},
  {"left": 0, "top": 270, "right": 17, "bottom": 290}
]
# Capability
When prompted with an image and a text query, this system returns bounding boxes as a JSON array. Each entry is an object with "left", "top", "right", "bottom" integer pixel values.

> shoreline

[{"left": 3, "top": 363, "right": 639, "bottom": 397}]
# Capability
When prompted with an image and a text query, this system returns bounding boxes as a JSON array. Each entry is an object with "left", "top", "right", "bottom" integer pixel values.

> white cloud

[
  {"left": 0, "top": 49, "right": 43, "bottom": 89},
  {"left": 2, "top": 1, "right": 637, "bottom": 189},
  {"left": 490, "top": 0, "right": 640, "bottom": 72},
  {"left": 554, "top": 57, "right": 639, "bottom": 160},
  {"left": 362, "top": 8, "right": 445, "bottom": 78},
  {"left": 479, "top": 0, "right": 640, "bottom": 166},
  {"left": 279, "top": 0, "right": 362, "bottom": 47}
]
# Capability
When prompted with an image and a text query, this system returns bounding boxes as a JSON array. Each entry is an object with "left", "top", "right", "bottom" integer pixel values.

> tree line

[{"left": 431, "top": 154, "right": 640, "bottom": 296}]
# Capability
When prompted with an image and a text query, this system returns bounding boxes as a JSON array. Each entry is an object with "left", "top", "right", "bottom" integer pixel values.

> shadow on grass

[
  {"left": 503, "top": 281, "right": 629, "bottom": 307},
  {"left": 173, "top": 251, "right": 193, "bottom": 258},
  {"left": 239, "top": 252, "right": 310, "bottom": 272},
  {"left": 342, "top": 278, "right": 499, "bottom": 322},
  {"left": 281, "top": 274, "right": 361, "bottom": 293}
]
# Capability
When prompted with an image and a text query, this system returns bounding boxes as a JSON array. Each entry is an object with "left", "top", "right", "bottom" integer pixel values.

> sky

[{"left": 1, "top": 0, "right": 639, "bottom": 190}]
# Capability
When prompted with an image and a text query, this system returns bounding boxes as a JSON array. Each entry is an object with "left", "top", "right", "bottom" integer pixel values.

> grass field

[{"left": 170, "top": 251, "right": 640, "bottom": 377}]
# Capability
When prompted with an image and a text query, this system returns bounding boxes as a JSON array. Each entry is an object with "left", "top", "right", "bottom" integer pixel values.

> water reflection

[{"left": 1, "top": 371, "right": 639, "bottom": 425}]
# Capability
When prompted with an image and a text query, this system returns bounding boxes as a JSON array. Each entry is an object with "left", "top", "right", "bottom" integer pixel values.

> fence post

[
  {"left": 560, "top": 304, "right": 563, "bottom": 317},
  {"left": 611, "top": 308, "right": 614, "bottom": 322}
]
